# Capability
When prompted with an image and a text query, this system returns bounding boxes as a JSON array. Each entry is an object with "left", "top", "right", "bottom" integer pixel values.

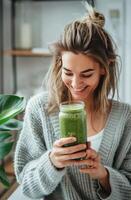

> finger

[
  {"left": 79, "top": 167, "right": 97, "bottom": 174},
  {"left": 55, "top": 143, "right": 87, "bottom": 155},
  {"left": 72, "top": 158, "right": 99, "bottom": 169},
  {"left": 54, "top": 137, "right": 76, "bottom": 147},
  {"left": 58, "top": 159, "right": 78, "bottom": 167},
  {"left": 86, "top": 149, "right": 99, "bottom": 160},
  {"left": 56, "top": 150, "right": 87, "bottom": 161},
  {"left": 64, "top": 158, "right": 98, "bottom": 169}
]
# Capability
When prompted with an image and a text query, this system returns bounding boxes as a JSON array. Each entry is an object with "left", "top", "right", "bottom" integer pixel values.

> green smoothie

[{"left": 59, "top": 101, "right": 87, "bottom": 147}]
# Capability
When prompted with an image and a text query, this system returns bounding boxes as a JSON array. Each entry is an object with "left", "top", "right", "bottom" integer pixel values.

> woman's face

[{"left": 61, "top": 51, "right": 105, "bottom": 103}]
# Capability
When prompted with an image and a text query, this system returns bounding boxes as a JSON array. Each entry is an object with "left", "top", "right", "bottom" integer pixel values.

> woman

[{"left": 14, "top": 3, "right": 131, "bottom": 200}]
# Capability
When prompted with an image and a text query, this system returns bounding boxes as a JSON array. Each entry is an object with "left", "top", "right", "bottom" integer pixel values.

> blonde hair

[{"left": 44, "top": 3, "right": 119, "bottom": 114}]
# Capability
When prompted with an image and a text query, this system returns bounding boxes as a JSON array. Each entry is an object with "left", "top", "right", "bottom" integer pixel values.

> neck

[{"left": 84, "top": 98, "right": 94, "bottom": 114}]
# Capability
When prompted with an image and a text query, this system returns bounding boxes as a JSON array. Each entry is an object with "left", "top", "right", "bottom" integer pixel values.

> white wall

[
  {"left": 124, "top": 0, "right": 131, "bottom": 104},
  {"left": 96, "top": 0, "right": 124, "bottom": 101},
  {"left": 96, "top": 0, "right": 131, "bottom": 104}
]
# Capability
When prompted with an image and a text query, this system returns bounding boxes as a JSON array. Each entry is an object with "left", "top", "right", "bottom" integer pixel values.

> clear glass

[{"left": 59, "top": 101, "right": 87, "bottom": 147}]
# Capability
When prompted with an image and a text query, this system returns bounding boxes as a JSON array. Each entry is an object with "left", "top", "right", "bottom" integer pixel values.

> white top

[{"left": 88, "top": 129, "right": 104, "bottom": 152}]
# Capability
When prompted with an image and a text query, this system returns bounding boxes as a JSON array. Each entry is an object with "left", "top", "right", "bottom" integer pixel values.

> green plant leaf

[
  {"left": 0, "top": 94, "right": 25, "bottom": 187},
  {"left": 0, "top": 132, "right": 12, "bottom": 142},
  {"left": 0, "top": 165, "right": 10, "bottom": 187},
  {"left": 0, "top": 119, "right": 23, "bottom": 131},
  {"left": 0, "top": 142, "right": 14, "bottom": 159},
  {"left": 0, "top": 95, "right": 25, "bottom": 125}
]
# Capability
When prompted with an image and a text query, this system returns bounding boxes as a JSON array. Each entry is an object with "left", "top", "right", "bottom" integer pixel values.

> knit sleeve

[
  {"left": 97, "top": 110, "right": 131, "bottom": 200},
  {"left": 14, "top": 95, "right": 66, "bottom": 199}
]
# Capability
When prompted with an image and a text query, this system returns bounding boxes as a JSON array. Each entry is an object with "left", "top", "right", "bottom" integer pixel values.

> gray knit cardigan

[{"left": 14, "top": 92, "right": 131, "bottom": 200}]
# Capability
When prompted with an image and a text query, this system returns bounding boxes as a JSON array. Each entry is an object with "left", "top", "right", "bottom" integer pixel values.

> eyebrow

[{"left": 63, "top": 67, "right": 94, "bottom": 73}]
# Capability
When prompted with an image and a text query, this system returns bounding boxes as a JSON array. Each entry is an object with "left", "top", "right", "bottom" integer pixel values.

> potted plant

[{"left": 0, "top": 94, "right": 25, "bottom": 188}]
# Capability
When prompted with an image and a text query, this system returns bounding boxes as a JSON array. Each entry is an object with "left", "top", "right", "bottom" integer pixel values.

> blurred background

[
  {"left": 0, "top": 0, "right": 131, "bottom": 199},
  {"left": 0, "top": 0, "right": 131, "bottom": 103}
]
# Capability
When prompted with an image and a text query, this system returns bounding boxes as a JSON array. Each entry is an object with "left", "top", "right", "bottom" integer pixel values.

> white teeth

[{"left": 73, "top": 87, "right": 86, "bottom": 92}]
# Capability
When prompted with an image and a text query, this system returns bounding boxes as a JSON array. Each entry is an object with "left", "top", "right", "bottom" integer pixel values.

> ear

[{"left": 100, "top": 68, "right": 106, "bottom": 75}]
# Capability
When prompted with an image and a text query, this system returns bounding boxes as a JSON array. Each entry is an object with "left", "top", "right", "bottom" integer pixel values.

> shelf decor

[{"left": 15, "top": 0, "right": 32, "bottom": 49}]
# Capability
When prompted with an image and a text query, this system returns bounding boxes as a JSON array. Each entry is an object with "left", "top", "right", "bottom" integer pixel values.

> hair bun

[
  {"left": 86, "top": 11, "right": 105, "bottom": 28},
  {"left": 93, "top": 12, "right": 105, "bottom": 27},
  {"left": 82, "top": 3, "right": 105, "bottom": 28}
]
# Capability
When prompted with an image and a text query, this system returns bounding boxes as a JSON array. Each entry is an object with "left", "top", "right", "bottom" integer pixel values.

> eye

[
  {"left": 64, "top": 72, "right": 73, "bottom": 76},
  {"left": 81, "top": 74, "right": 93, "bottom": 78}
]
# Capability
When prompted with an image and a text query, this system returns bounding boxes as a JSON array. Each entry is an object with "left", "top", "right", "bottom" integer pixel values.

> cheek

[
  {"left": 62, "top": 73, "right": 71, "bottom": 86},
  {"left": 88, "top": 76, "right": 101, "bottom": 88}
]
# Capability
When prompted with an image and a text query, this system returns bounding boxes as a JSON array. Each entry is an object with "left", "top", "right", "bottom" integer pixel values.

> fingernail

[{"left": 72, "top": 137, "right": 77, "bottom": 141}]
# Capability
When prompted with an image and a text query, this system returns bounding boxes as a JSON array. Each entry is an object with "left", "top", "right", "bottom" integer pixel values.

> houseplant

[{"left": 0, "top": 94, "right": 25, "bottom": 188}]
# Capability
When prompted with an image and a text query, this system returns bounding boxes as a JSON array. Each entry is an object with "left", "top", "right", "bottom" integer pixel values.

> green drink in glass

[{"left": 59, "top": 101, "right": 87, "bottom": 147}]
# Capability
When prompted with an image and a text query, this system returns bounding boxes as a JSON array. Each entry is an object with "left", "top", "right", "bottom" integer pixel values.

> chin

[
  {"left": 70, "top": 88, "right": 93, "bottom": 102},
  {"left": 72, "top": 95, "right": 88, "bottom": 102}
]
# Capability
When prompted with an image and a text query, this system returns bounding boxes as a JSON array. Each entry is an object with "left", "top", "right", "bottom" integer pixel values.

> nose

[{"left": 71, "top": 75, "right": 83, "bottom": 89}]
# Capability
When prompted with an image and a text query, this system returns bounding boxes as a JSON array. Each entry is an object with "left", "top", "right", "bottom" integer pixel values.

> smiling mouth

[{"left": 72, "top": 86, "right": 88, "bottom": 93}]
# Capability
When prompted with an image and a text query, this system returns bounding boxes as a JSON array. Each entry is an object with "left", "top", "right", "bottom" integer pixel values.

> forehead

[{"left": 61, "top": 51, "right": 100, "bottom": 70}]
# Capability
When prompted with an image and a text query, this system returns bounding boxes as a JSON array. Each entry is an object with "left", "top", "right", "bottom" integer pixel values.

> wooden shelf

[{"left": 4, "top": 49, "right": 52, "bottom": 57}]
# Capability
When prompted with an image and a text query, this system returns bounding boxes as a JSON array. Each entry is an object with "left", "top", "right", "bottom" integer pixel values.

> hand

[
  {"left": 49, "top": 137, "right": 87, "bottom": 169},
  {"left": 77, "top": 148, "right": 107, "bottom": 180},
  {"left": 73, "top": 147, "right": 111, "bottom": 193}
]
